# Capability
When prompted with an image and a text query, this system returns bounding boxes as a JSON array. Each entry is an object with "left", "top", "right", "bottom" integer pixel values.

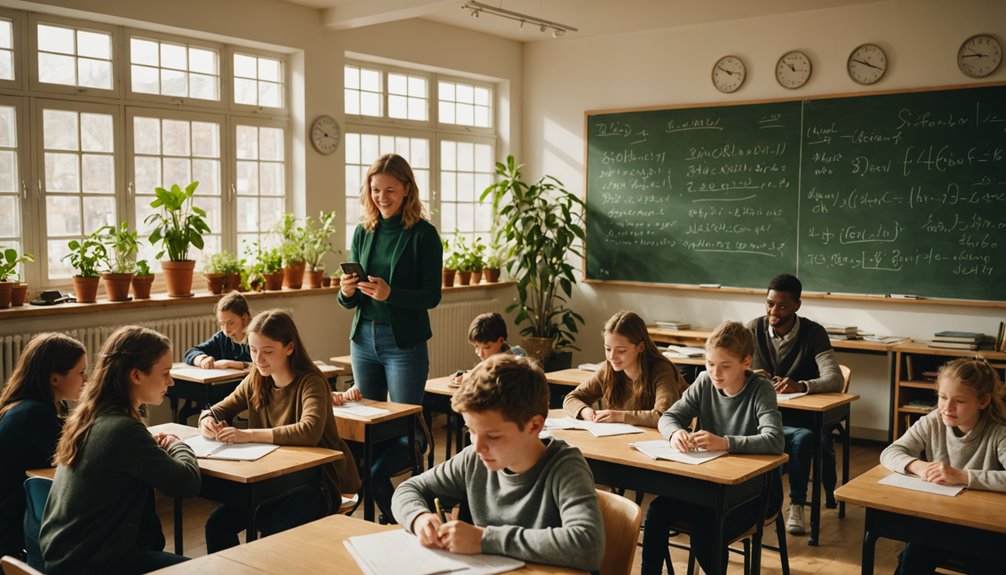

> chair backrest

[
  {"left": 595, "top": 489, "right": 642, "bottom": 575},
  {"left": 22, "top": 477, "right": 52, "bottom": 571},
  {"left": 1, "top": 555, "right": 44, "bottom": 575},
  {"left": 839, "top": 364, "right": 852, "bottom": 393}
]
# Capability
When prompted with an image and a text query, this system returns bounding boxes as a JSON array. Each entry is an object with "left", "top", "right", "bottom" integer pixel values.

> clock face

[
  {"left": 712, "top": 55, "right": 746, "bottom": 93},
  {"left": 848, "top": 43, "right": 887, "bottom": 85},
  {"left": 310, "top": 115, "right": 341, "bottom": 155},
  {"left": 958, "top": 34, "right": 1002, "bottom": 78},
  {"left": 776, "top": 50, "right": 812, "bottom": 89}
]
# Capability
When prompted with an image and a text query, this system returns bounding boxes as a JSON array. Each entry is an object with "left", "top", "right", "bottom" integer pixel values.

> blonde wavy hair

[{"left": 360, "top": 153, "right": 428, "bottom": 231}]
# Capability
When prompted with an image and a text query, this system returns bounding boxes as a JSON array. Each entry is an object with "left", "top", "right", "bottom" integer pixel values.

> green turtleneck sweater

[{"left": 359, "top": 215, "right": 405, "bottom": 324}]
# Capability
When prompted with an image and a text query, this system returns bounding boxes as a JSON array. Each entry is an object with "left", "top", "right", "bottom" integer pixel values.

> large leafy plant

[
  {"left": 302, "top": 211, "right": 338, "bottom": 271},
  {"left": 97, "top": 222, "right": 139, "bottom": 273},
  {"left": 145, "top": 181, "right": 210, "bottom": 262},
  {"left": 63, "top": 232, "right": 108, "bottom": 278},
  {"left": 481, "top": 155, "right": 586, "bottom": 351}
]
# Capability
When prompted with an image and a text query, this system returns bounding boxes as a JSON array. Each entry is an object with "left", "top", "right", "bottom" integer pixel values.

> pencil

[{"left": 434, "top": 497, "right": 447, "bottom": 523}]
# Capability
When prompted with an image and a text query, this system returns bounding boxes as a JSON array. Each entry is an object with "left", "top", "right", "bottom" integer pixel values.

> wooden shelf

[
  {"left": 899, "top": 405, "right": 936, "bottom": 415},
  {"left": 899, "top": 381, "right": 938, "bottom": 390}
]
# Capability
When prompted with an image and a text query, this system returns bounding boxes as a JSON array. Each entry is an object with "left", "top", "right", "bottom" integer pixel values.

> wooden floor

[{"left": 157, "top": 417, "right": 904, "bottom": 574}]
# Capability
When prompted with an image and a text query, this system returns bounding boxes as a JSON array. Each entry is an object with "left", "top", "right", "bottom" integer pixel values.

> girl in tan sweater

[
  {"left": 199, "top": 309, "right": 361, "bottom": 552},
  {"left": 563, "top": 311, "right": 686, "bottom": 427}
]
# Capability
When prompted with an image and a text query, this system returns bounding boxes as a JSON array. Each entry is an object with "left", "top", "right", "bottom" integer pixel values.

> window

[
  {"left": 0, "top": 100, "right": 21, "bottom": 274},
  {"left": 343, "top": 61, "right": 496, "bottom": 249},
  {"left": 36, "top": 22, "right": 112, "bottom": 90},
  {"left": 129, "top": 36, "right": 220, "bottom": 101},
  {"left": 236, "top": 122, "right": 287, "bottom": 252},
  {"left": 233, "top": 52, "right": 283, "bottom": 108},
  {"left": 0, "top": 18, "right": 14, "bottom": 81}
]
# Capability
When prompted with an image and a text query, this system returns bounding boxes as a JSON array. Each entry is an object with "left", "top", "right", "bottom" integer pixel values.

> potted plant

[
  {"left": 202, "top": 251, "right": 229, "bottom": 295},
  {"left": 63, "top": 232, "right": 108, "bottom": 304},
  {"left": 145, "top": 181, "right": 210, "bottom": 297},
  {"left": 483, "top": 249, "right": 504, "bottom": 283},
  {"left": 453, "top": 235, "right": 475, "bottom": 286},
  {"left": 131, "top": 259, "right": 155, "bottom": 299},
  {"left": 97, "top": 222, "right": 138, "bottom": 302},
  {"left": 302, "top": 210, "right": 337, "bottom": 289},
  {"left": 480, "top": 155, "right": 586, "bottom": 365},
  {"left": 277, "top": 214, "right": 306, "bottom": 289},
  {"left": 220, "top": 250, "right": 243, "bottom": 292},
  {"left": 469, "top": 236, "right": 486, "bottom": 285},
  {"left": 441, "top": 238, "right": 459, "bottom": 287},
  {"left": 247, "top": 241, "right": 284, "bottom": 291},
  {"left": 0, "top": 246, "right": 34, "bottom": 309}
]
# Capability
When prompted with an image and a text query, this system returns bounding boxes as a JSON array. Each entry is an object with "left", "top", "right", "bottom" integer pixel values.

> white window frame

[
  {"left": 229, "top": 115, "right": 292, "bottom": 256},
  {"left": 124, "top": 28, "right": 227, "bottom": 110},
  {"left": 229, "top": 47, "right": 287, "bottom": 114},
  {"left": 28, "top": 14, "right": 120, "bottom": 98},
  {"left": 0, "top": 8, "right": 26, "bottom": 91},
  {"left": 436, "top": 133, "right": 495, "bottom": 244},
  {"left": 0, "top": 94, "right": 30, "bottom": 283}
]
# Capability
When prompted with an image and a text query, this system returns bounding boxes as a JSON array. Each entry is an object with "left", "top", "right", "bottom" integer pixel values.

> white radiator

[
  {"left": 428, "top": 298, "right": 502, "bottom": 377},
  {"left": 0, "top": 315, "right": 218, "bottom": 385}
]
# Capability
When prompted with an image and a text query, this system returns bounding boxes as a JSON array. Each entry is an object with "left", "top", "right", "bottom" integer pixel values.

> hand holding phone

[{"left": 340, "top": 262, "right": 366, "bottom": 278}]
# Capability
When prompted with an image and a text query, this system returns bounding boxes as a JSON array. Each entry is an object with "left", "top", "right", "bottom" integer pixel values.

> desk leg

[
  {"left": 840, "top": 412, "right": 850, "bottom": 518},
  {"left": 423, "top": 409, "right": 435, "bottom": 470},
  {"left": 809, "top": 412, "right": 822, "bottom": 546},
  {"left": 445, "top": 413, "right": 454, "bottom": 462},
  {"left": 750, "top": 474, "right": 769, "bottom": 575},
  {"left": 711, "top": 490, "right": 726, "bottom": 575},
  {"left": 173, "top": 498, "right": 183, "bottom": 555},
  {"left": 245, "top": 485, "right": 257, "bottom": 543},
  {"left": 861, "top": 509, "right": 878, "bottom": 575},
  {"left": 364, "top": 425, "right": 374, "bottom": 522},
  {"left": 409, "top": 414, "right": 419, "bottom": 475}
]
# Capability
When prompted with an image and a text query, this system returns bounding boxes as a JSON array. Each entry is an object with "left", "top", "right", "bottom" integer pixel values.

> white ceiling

[{"left": 279, "top": 0, "right": 887, "bottom": 42}]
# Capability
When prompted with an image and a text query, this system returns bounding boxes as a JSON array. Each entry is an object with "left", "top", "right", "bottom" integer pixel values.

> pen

[
  {"left": 205, "top": 403, "right": 222, "bottom": 424},
  {"left": 434, "top": 497, "right": 447, "bottom": 523}
]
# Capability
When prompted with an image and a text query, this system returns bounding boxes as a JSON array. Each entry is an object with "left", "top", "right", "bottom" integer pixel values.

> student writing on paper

[
  {"left": 563, "top": 310, "right": 685, "bottom": 427},
  {"left": 183, "top": 291, "right": 252, "bottom": 370},
  {"left": 391, "top": 355, "right": 604, "bottom": 572},
  {"left": 746, "top": 273, "right": 844, "bottom": 534},
  {"left": 448, "top": 312, "right": 527, "bottom": 385},
  {"left": 642, "top": 321, "right": 784, "bottom": 575},
  {"left": 40, "top": 327, "right": 201, "bottom": 574},
  {"left": 880, "top": 358, "right": 1006, "bottom": 574},
  {"left": 199, "top": 309, "right": 361, "bottom": 551},
  {"left": 0, "top": 333, "right": 86, "bottom": 561}
]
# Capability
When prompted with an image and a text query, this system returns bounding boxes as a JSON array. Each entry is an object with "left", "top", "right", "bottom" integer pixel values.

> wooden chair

[
  {"left": 595, "top": 489, "right": 643, "bottom": 575},
  {"left": 684, "top": 511, "right": 790, "bottom": 575},
  {"left": 826, "top": 364, "right": 853, "bottom": 512},
  {"left": 1, "top": 556, "right": 44, "bottom": 575}
]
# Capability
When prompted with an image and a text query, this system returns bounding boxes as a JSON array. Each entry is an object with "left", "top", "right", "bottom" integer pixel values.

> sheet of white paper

[
  {"left": 182, "top": 435, "right": 279, "bottom": 461},
  {"left": 576, "top": 362, "right": 602, "bottom": 371},
  {"left": 344, "top": 529, "right": 470, "bottom": 575},
  {"left": 333, "top": 402, "right": 391, "bottom": 417},
  {"left": 878, "top": 472, "right": 965, "bottom": 496},
  {"left": 576, "top": 420, "right": 645, "bottom": 437},
  {"left": 631, "top": 439, "right": 727, "bottom": 465},
  {"left": 171, "top": 367, "right": 245, "bottom": 380},
  {"left": 544, "top": 417, "right": 579, "bottom": 430},
  {"left": 775, "top": 391, "right": 809, "bottom": 401},
  {"left": 664, "top": 345, "right": 706, "bottom": 358}
]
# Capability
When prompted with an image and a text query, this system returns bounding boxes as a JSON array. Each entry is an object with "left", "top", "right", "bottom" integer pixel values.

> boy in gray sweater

[
  {"left": 641, "top": 321, "right": 784, "bottom": 575},
  {"left": 391, "top": 354, "right": 604, "bottom": 572}
]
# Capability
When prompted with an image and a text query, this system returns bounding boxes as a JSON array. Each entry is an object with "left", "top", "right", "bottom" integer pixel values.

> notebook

[
  {"left": 878, "top": 472, "right": 964, "bottom": 496},
  {"left": 333, "top": 402, "right": 391, "bottom": 417},
  {"left": 344, "top": 528, "right": 525, "bottom": 575},
  {"left": 183, "top": 435, "right": 279, "bottom": 461},
  {"left": 630, "top": 439, "right": 727, "bottom": 465},
  {"left": 543, "top": 416, "right": 644, "bottom": 437}
]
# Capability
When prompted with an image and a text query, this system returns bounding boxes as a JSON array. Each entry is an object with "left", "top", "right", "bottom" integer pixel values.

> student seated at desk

[
  {"left": 183, "top": 291, "right": 252, "bottom": 370},
  {"left": 641, "top": 321, "right": 784, "bottom": 575},
  {"left": 40, "top": 327, "right": 201, "bottom": 574},
  {"left": 448, "top": 312, "right": 526, "bottom": 385},
  {"left": 746, "top": 273, "right": 843, "bottom": 534},
  {"left": 391, "top": 355, "right": 604, "bottom": 573},
  {"left": 0, "top": 333, "right": 86, "bottom": 560},
  {"left": 563, "top": 310, "right": 685, "bottom": 427},
  {"left": 881, "top": 358, "right": 1006, "bottom": 575},
  {"left": 199, "top": 309, "right": 361, "bottom": 552}
]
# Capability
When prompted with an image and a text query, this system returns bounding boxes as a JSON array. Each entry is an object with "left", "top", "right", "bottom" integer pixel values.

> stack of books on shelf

[
  {"left": 997, "top": 321, "right": 1006, "bottom": 353},
  {"left": 655, "top": 320, "right": 691, "bottom": 330},
  {"left": 825, "top": 325, "right": 863, "bottom": 340},
  {"left": 929, "top": 331, "right": 991, "bottom": 351}
]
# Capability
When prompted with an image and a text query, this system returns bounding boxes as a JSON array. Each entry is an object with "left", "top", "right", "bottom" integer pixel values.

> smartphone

[{"left": 340, "top": 262, "right": 367, "bottom": 278}]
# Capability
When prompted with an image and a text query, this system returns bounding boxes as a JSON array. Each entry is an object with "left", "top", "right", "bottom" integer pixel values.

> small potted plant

[
  {"left": 302, "top": 210, "right": 337, "bottom": 289},
  {"left": 453, "top": 235, "right": 474, "bottom": 286},
  {"left": 483, "top": 249, "right": 504, "bottom": 283},
  {"left": 441, "top": 238, "right": 459, "bottom": 287},
  {"left": 145, "top": 181, "right": 211, "bottom": 297},
  {"left": 220, "top": 251, "right": 242, "bottom": 292},
  {"left": 97, "top": 222, "right": 138, "bottom": 302},
  {"left": 131, "top": 259, "right": 155, "bottom": 299},
  {"left": 0, "top": 246, "right": 34, "bottom": 309},
  {"left": 469, "top": 236, "right": 487, "bottom": 285},
  {"left": 63, "top": 232, "right": 108, "bottom": 304},
  {"left": 247, "top": 241, "right": 284, "bottom": 292},
  {"left": 202, "top": 251, "right": 228, "bottom": 295},
  {"left": 277, "top": 214, "right": 306, "bottom": 289}
]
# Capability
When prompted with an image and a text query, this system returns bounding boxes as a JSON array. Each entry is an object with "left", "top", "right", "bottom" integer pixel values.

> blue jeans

[
  {"left": 350, "top": 321, "right": 429, "bottom": 520},
  {"left": 204, "top": 486, "right": 325, "bottom": 552},
  {"left": 784, "top": 426, "right": 837, "bottom": 504}
]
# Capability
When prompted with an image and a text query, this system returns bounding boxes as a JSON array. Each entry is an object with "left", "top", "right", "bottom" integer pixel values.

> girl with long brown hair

[
  {"left": 199, "top": 309, "right": 361, "bottom": 552},
  {"left": 39, "top": 326, "right": 201, "bottom": 574},
  {"left": 0, "top": 333, "right": 86, "bottom": 559},
  {"left": 563, "top": 310, "right": 686, "bottom": 426}
]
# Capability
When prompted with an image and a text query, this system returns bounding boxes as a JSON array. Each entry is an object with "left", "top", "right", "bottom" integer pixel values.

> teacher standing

[{"left": 336, "top": 153, "right": 442, "bottom": 521}]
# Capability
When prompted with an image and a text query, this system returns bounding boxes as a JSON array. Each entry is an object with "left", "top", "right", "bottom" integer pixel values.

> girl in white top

[{"left": 881, "top": 357, "right": 1006, "bottom": 574}]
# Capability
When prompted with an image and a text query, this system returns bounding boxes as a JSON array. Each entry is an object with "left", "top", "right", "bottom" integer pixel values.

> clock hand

[
  {"left": 961, "top": 52, "right": 986, "bottom": 59},
  {"left": 786, "top": 61, "right": 796, "bottom": 72},
  {"left": 852, "top": 58, "right": 881, "bottom": 69},
  {"left": 717, "top": 65, "right": 736, "bottom": 77}
]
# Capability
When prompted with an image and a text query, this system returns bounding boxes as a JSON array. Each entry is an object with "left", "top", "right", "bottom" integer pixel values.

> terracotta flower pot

[
  {"left": 131, "top": 275, "right": 154, "bottom": 299},
  {"left": 72, "top": 276, "right": 101, "bottom": 304},
  {"left": 101, "top": 272, "right": 134, "bottom": 302},
  {"left": 457, "top": 271, "right": 472, "bottom": 286},
  {"left": 442, "top": 269, "right": 456, "bottom": 287},
  {"left": 0, "top": 281, "right": 12, "bottom": 309},
  {"left": 282, "top": 261, "right": 305, "bottom": 289},
  {"left": 264, "top": 271, "right": 284, "bottom": 291},
  {"left": 306, "top": 269, "right": 325, "bottom": 289},
  {"left": 10, "top": 283, "right": 28, "bottom": 306},
  {"left": 322, "top": 275, "right": 333, "bottom": 288},
  {"left": 522, "top": 336, "right": 555, "bottom": 364},
  {"left": 205, "top": 273, "right": 225, "bottom": 295},
  {"left": 483, "top": 268, "right": 501, "bottom": 283},
  {"left": 161, "top": 260, "right": 196, "bottom": 297},
  {"left": 470, "top": 270, "right": 482, "bottom": 285},
  {"left": 223, "top": 272, "right": 241, "bottom": 292}
]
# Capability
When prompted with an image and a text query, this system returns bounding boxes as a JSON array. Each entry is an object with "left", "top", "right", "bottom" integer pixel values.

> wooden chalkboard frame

[{"left": 582, "top": 81, "right": 1006, "bottom": 309}]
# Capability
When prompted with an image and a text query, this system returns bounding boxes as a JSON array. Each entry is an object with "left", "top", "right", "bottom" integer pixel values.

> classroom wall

[{"left": 522, "top": 0, "right": 1006, "bottom": 440}]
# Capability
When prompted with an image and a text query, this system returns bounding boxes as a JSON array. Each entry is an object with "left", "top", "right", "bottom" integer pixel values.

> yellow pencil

[{"left": 434, "top": 497, "right": 447, "bottom": 523}]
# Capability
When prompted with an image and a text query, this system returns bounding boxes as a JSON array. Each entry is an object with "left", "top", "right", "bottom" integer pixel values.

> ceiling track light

[{"left": 460, "top": 1, "right": 577, "bottom": 37}]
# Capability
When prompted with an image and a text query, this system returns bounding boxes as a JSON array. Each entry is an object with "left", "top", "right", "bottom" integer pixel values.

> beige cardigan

[{"left": 562, "top": 360, "right": 685, "bottom": 427}]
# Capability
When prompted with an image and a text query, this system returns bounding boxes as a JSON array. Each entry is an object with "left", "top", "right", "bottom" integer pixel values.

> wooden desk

[
  {"left": 332, "top": 400, "right": 423, "bottom": 522},
  {"left": 547, "top": 409, "right": 787, "bottom": 575},
  {"left": 836, "top": 465, "right": 1006, "bottom": 575},
  {"left": 168, "top": 364, "right": 246, "bottom": 424},
  {"left": 150, "top": 514, "right": 587, "bottom": 574},
  {"left": 328, "top": 354, "right": 353, "bottom": 374},
  {"left": 777, "top": 392, "right": 859, "bottom": 545},
  {"left": 424, "top": 375, "right": 465, "bottom": 467},
  {"left": 148, "top": 423, "right": 342, "bottom": 554},
  {"left": 544, "top": 368, "right": 592, "bottom": 408}
]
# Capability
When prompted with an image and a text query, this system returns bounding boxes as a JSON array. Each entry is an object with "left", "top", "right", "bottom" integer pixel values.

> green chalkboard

[{"left": 585, "top": 84, "right": 1006, "bottom": 301}]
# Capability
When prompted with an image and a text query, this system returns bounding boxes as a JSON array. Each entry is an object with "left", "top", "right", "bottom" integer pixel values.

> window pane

[
  {"left": 132, "top": 64, "right": 158, "bottom": 93},
  {"left": 441, "top": 140, "right": 456, "bottom": 170},
  {"left": 234, "top": 77, "right": 256, "bottom": 105},
  {"left": 361, "top": 68, "right": 380, "bottom": 91},
  {"left": 458, "top": 103, "right": 474, "bottom": 125},
  {"left": 81, "top": 113, "right": 113, "bottom": 152},
  {"left": 192, "top": 158, "right": 220, "bottom": 195},
  {"left": 162, "top": 120, "right": 190, "bottom": 156},
  {"left": 0, "top": 52, "right": 12, "bottom": 81},
  {"left": 259, "top": 162, "right": 283, "bottom": 196},
  {"left": 439, "top": 102, "right": 454, "bottom": 124},
  {"left": 191, "top": 122, "right": 219, "bottom": 157},
  {"left": 344, "top": 66, "right": 359, "bottom": 89},
  {"left": 345, "top": 91, "right": 359, "bottom": 115},
  {"left": 439, "top": 81, "right": 454, "bottom": 100},
  {"left": 133, "top": 117, "right": 160, "bottom": 154},
  {"left": 160, "top": 42, "right": 186, "bottom": 70},
  {"left": 189, "top": 47, "right": 216, "bottom": 74},
  {"left": 259, "top": 127, "right": 283, "bottom": 161},
  {"left": 457, "top": 172, "right": 474, "bottom": 202},
  {"left": 236, "top": 125, "right": 257, "bottom": 160},
  {"left": 0, "top": 20, "right": 11, "bottom": 49},
  {"left": 134, "top": 156, "right": 160, "bottom": 193},
  {"left": 77, "top": 58, "right": 111, "bottom": 89},
  {"left": 83, "top": 196, "right": 115, "bottom": 233},
  {"left": 82, "top": 154, "right": 114, "bottom": 193},
  {"left": 388, "top": 73, "right": 406, "bottom": 95},
  {"left": 38, "top": 25, "right": 73, "bottom": 54},
  {"left": 345, "top": 133, "right": 360, "bottom": 165},
  {"left": 411, "top": 139, "right": 429, "bottom": 168},
  {"left": 388, "top": 95, "right": 406, "bottom": 119},
  {"left": 160, "top": 68, "right": 186, "bottom": 96},
  {"left": 46, "top": 195, "right": 80, "bottom": 235},
  {"left": 0, "top": 107, "right": 13, "bottom": 148},
  {"left": 131, "top": 38, "right": 158, "bottom": 66},
  {"left": 260, "top": 197, "right": 284, "bottom": 230},
  {"left": 361, "top": 92, "right": 380, "bottom": 116},
  {"left": 44, "top": 153, "right": 79, "bottom": 192},
  {"left": 0, "top": 151, "right": 16, "bottom": 192},
  {"left": 237, "top": 197, "right": 257, "bottom": 232},
  {"left": 77, "top": 30, "right": 110, "bottom": 59},
  {"left": 408, "top": 98, "right": 425, "bottom": 121},
  {"left": 457, "top": 142, "right": 473, "bottom": 171},
  {"left": 47, "top": 240, "right": 72, "bottom": 278},
  {"left": 474, "top": 87, "right": 489, "bottom": 106},
  {"left": 457, "top": 84, "right": 474, "bottom": 103},
  {"left": 409, "top": 76, "right": 426, "bottom": 97},
  {"left": 258, "top": 81, "right": 280, "bottom": 108},
  {"left": 38, "top": 52, "right": 74, "bottom": 85},
  {"left": 236, "top": 160, "right": 257, "bottom": 194},
  {"left": 190, "top": 73, "right": 216, "bottom": 100},
  {"left": 258, "top": 57, "right": 280, "bottom": 82},
  {"left": 43, "top": 110, "right": 78, "bottom": 150},
  {"left": 0, "top": 196, "right": 16, "bottom": 236},
  {"left": 441, "top": 172, "right": 456, "bottom": 201},
  {"left": 162, "top": 157, "right": 190, "bottom": 185},
  {"left": 475, "top": 107, "right": 490, "bottom": 128},
  {"left": 234, "top": 53, "right": 256, "bottom": 78}
]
